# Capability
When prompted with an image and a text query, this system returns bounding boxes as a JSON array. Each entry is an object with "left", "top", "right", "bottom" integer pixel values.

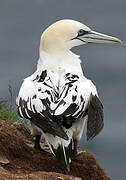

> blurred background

[{"left": 0, "top": 0, "right": 126, "bottom": 179}]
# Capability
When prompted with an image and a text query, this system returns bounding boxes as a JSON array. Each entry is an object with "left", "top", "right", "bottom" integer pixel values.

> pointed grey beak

[{"left": 81, "top": 30, "right": 123, "bottom": 44}]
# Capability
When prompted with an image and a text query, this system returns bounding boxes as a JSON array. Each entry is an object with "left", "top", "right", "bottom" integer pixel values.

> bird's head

[{"left": 40, "top": 19, "right": 122, "bottom": 57}]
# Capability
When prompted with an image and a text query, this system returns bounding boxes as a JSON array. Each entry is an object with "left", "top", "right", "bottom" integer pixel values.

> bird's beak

[{"left": 80, "top": 30, "right": 123, "bottom": 45}]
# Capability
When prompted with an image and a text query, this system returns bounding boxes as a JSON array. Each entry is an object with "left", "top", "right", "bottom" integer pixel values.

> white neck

[{"left": 37, "top": 50, "right": 84, "bottom": 76}]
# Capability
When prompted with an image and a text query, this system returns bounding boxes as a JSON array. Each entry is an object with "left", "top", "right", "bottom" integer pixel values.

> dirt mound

[{"left": 0, "top": 121, "right": 111, "bottom": 180}]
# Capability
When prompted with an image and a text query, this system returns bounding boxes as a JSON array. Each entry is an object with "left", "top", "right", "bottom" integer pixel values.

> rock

[
  {"left": 0, "top": 122, "right": 111, "bottom": 180},
  {"left": 0, "top": 154, "right": 9, "bottom": 164}
]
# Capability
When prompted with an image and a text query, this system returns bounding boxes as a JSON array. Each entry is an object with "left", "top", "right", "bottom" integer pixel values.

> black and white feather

[
  {"left": 17, "top": 67, "right": 103, "bottom": 171},
  {"left": 17, "top": 69, "right": 93, "bottom": 132}
]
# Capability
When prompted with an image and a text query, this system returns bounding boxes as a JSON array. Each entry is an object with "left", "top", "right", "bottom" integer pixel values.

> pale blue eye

[{"left": 78, "top": 29, "right": 88, "bottom": 36}]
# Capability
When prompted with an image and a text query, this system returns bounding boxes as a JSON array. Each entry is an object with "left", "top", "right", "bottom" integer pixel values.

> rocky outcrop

[{"left": 0, "top": 121, "right": 111, "bottom": 180}]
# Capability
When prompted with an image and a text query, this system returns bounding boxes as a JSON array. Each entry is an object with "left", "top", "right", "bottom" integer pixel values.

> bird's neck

[{"left": 37, "top": 50, "right": 84, "bottom": 76}]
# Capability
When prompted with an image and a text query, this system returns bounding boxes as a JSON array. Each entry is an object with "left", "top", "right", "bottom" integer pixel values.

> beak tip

[
  {"left": 118, "top": 39, "right": 123, "bottom": 45},
  {"left": 115, "top": 38, "right": 123, "bottom": 45}
]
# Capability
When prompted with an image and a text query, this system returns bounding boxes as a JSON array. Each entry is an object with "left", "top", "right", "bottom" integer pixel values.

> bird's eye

[{"left": 78, "top": 29, "right": 88, "bottom": 36}]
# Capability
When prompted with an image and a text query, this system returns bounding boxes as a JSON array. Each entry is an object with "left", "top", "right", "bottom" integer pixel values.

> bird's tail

[
  {"left": 51, "top": 139, "right": 73, "bottom": 172},
  {"left": 44, "top": 132, "right": 73, "bottom": 172}
]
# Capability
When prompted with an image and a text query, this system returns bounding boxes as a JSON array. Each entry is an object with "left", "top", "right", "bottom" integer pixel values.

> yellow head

[{"left": 40, "top": 19, "right": 122, "bottom": 57}]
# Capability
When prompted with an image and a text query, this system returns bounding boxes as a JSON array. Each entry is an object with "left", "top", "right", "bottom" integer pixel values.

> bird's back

[
  {"left": 17, "top": 69, "right": 97, "bottom": 125},
  {"left": 17, "top": 69, "right": 99, "bottom": 172}
]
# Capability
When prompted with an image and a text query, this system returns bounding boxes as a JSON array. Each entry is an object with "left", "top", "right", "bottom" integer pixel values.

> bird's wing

[
  {"left": 17, "top": 70, "right": 97, "bottom": 139},
  {"left": 17, "top": 70, "right": 69, "bottom": 140},
  {"left": 86, "top": 93, "right": 104, "bottom": 141}
]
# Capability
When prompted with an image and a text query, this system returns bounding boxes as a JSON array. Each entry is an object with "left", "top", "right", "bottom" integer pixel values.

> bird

[{"left": 16, "top": 19, "right": 122, "bottom": 172}]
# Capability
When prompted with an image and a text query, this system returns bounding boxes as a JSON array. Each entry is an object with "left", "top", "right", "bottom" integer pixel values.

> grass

[
  {"left": 0, "top": 80, "right": 29, "bottom": 126},
  {"left": 0, "top": 101, "right": 19, "bottom": 123},
  {"left": 0, "top": 80, "right": 19, "bottom": 123},
  {"left": 0, "top": 81, "right": 18, "bottom": 123}
]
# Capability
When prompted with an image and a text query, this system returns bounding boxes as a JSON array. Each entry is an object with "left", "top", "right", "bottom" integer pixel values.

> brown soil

[{"left": 0, "top": 121, "right": 111, "bottom": 180}]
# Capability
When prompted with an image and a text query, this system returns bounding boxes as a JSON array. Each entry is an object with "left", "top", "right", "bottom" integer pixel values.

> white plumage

[{"left": 17, "top": 19, "right": 122, "bottom": 172}]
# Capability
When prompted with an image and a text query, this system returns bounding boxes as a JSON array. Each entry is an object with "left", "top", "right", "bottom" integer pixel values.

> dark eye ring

[{"left": 78, "top": 29, "right": 88, "bottom": 36}]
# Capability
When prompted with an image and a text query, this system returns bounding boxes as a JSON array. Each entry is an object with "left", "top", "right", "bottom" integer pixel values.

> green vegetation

[
  {"left": 0, "top": 80, "right": 29, "bottom": 126},
  {"left": 0, "top": 101, "right": 19, "bottom": 123},
  {"left": 0, "top": 80, "right": 18, "bottom": 123}
]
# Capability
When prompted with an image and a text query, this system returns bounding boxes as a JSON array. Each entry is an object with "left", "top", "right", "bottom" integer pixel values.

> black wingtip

[
  {"left": 30, "top": 114, "right": 69, "bottom": 141},
  {"left": 86, "top": 94, "right": 104, "bottom": 141},
  {"left": 87, "top": 122, "right": 104, "bottom": 142}
]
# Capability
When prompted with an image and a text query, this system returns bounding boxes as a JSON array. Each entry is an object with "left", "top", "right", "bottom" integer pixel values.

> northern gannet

[{"left": 17, "top": 19, "right": 122, "bottom": 172}]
